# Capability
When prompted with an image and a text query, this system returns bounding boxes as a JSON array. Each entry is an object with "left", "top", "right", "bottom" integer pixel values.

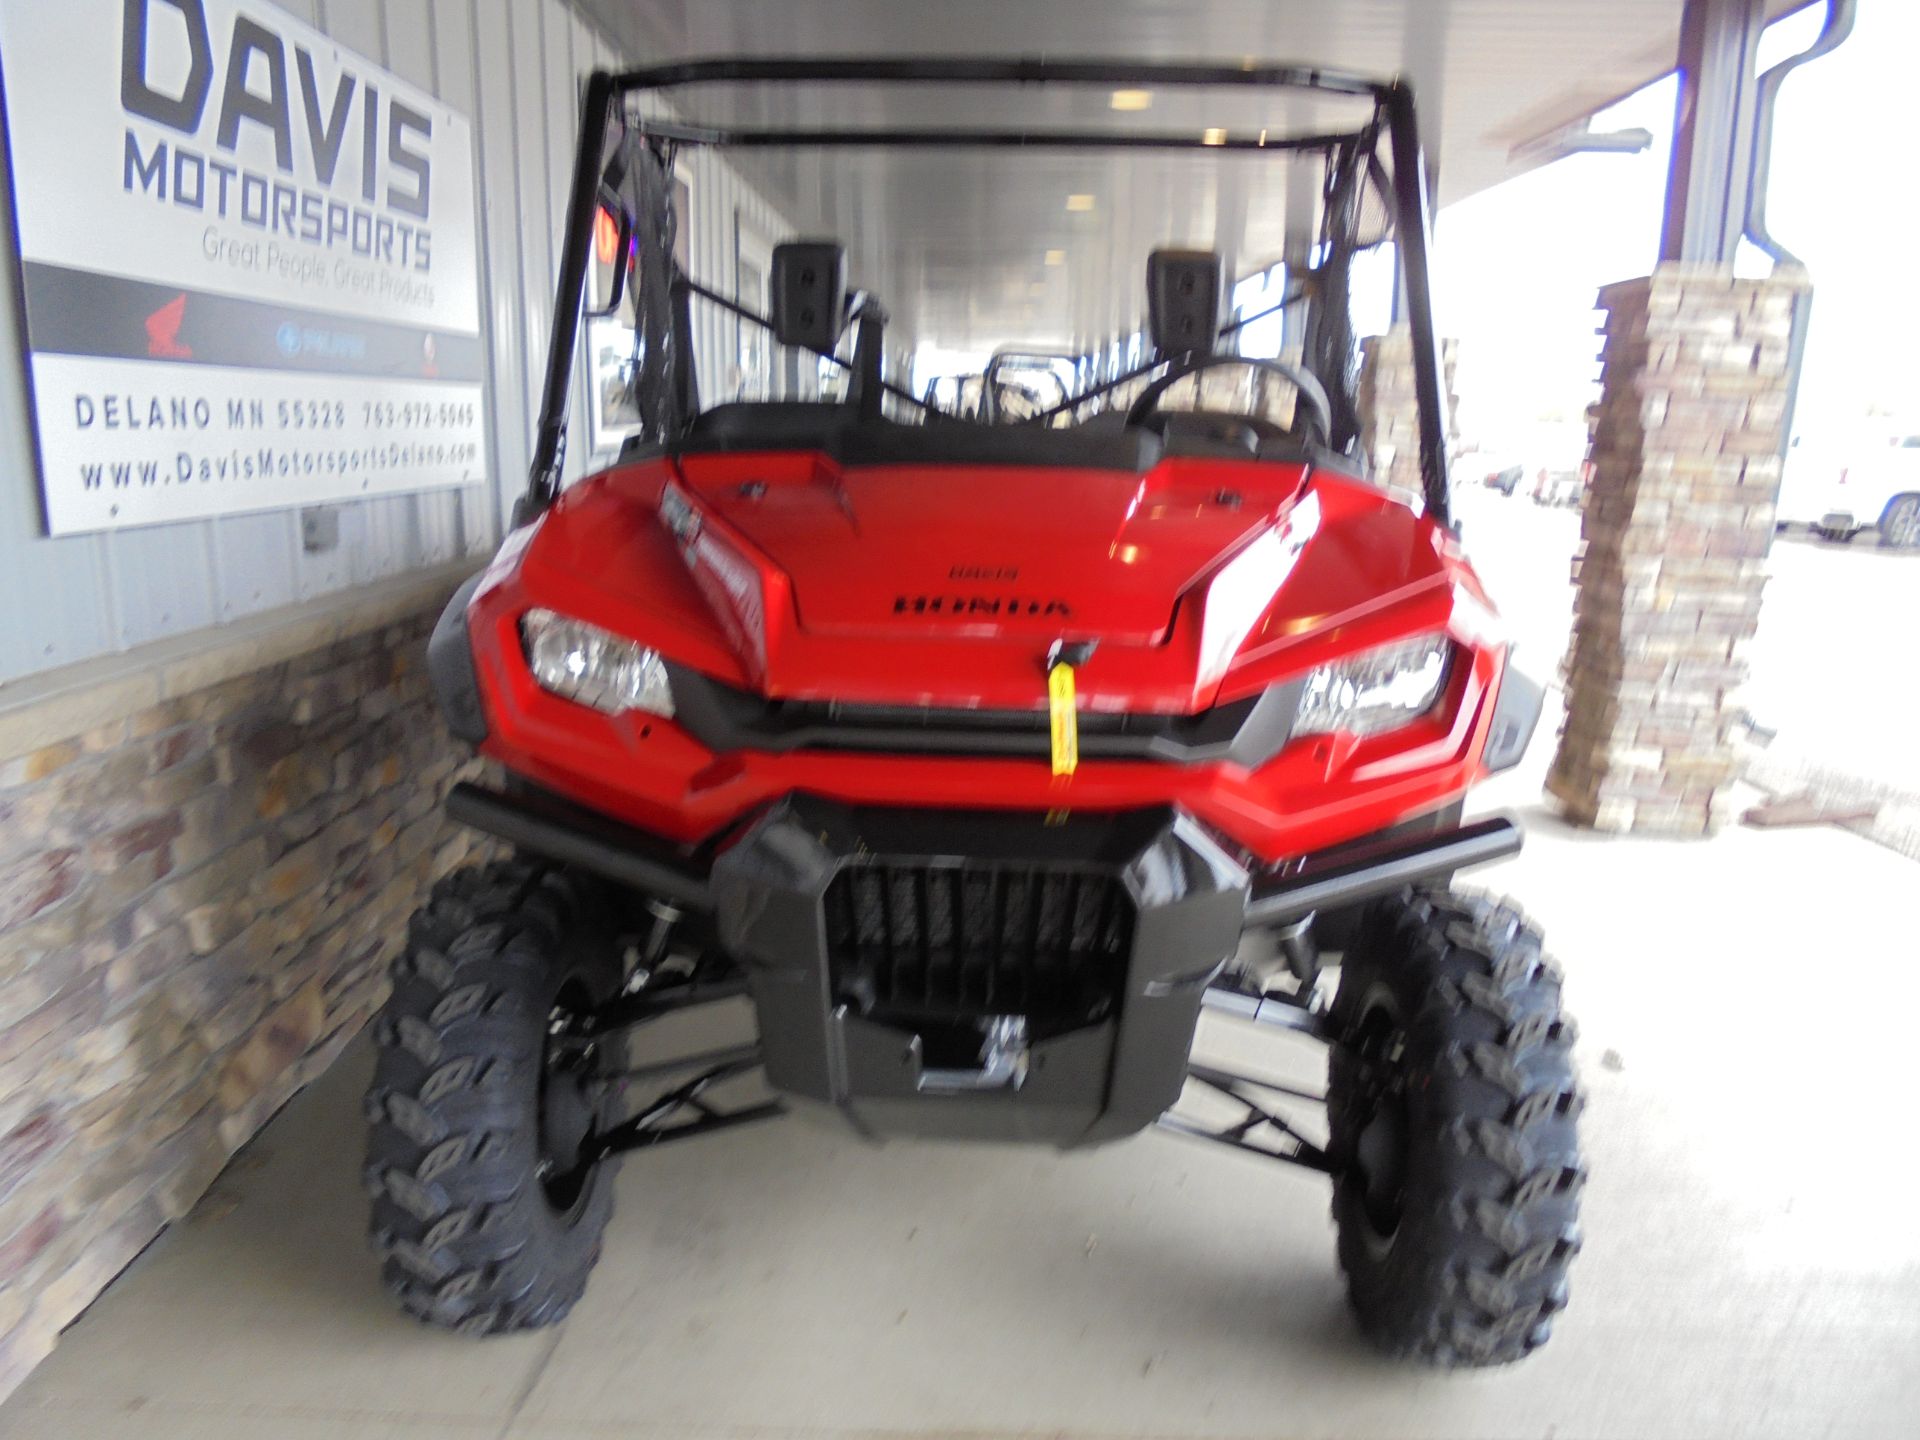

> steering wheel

[{"left": 1125, "top": 354, "right": 1333, "bottom": 447}]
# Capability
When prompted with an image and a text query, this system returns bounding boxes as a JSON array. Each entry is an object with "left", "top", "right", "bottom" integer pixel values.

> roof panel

[{"left": 574, "top": 0, "right": 1814, "bottom": 350}]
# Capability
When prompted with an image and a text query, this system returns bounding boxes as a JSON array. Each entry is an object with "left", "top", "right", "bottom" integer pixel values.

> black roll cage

[{"left": 525, "top": 57, "right": 1451, "bottom": 526}]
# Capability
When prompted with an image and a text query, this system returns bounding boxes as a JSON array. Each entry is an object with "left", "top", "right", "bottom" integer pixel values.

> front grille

[
  {"left": 825, "top": 862, "right": 1134, "bottom": 1031},
  {"left": 758, "top": 696, "right": 1257, "bottom": 759},
  {"left": 666, "top": 665, "right": 1282, "bottom": 764},
  {"left": 776, "top": 700, "right": 1130, "bottom": 736}
]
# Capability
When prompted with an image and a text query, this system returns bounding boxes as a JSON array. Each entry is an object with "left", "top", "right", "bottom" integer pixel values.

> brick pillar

[
  {"left": 1357, "top": 326, "right": 1460, "bottom": 502},
  {"left": 1546, "top": 264, "right": 1803, "bottom": 835}
]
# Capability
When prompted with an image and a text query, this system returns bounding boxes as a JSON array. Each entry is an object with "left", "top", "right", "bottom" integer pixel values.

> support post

[
  {"left": 1551, "top": 0, "right": 1854, "bottom": 834},
  {"left": 1356, "top": 327, "right": 1458, "bottom": 508},
  {"left": 1547, "top": 269, "right": 1804, "bottom": 834},
  {"left": 1660, "top": 0, "right": 1768, "bottom": 265}
]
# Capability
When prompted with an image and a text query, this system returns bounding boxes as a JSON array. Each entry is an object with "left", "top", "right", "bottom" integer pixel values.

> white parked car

[
  {"left": 1777, "top": 434, "right": 1920, "bottom": 549},
  {"left": 1530, "top": 462, "right": 1587, "bottom": 508}
]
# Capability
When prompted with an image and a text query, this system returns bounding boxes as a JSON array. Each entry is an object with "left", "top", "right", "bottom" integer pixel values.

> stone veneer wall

[
  {"left": 1356, "top": 326, "right": 1461, "bottom": 502},
  {"left": 0, "top": 570, "right": 491, "bottom": 1397},
  {"left": 1547, "top": 265, "right": 1801, "bottom": 834}
]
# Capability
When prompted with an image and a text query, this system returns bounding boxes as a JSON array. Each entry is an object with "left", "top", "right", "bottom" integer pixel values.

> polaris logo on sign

[{"left": 0, "top": 0, "right": 485, "bottom": 535}]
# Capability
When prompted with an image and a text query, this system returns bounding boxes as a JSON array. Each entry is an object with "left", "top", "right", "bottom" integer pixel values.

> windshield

[{"left": 531, "top": 60, "right": 1445, "bottom": 515}]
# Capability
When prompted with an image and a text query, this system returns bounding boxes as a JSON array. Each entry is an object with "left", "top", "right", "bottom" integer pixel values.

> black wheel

[
  {"left": 364, "top": 859, "right": 626, "bottom": 1333},
  {"left": 1326, "top": 888, "right": 1584, "bottom": 1366},
  {"left": 1878, "top": 495, "right": 1920, "bottom": 549}
]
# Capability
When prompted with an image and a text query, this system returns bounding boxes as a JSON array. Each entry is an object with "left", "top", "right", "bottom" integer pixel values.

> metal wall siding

[
  {"left": 384, "top": 0, "right": 437, "bottom": 87},
  {"left": 673, "top": 147, "right": 809, "bottom": 416},
  {"left": 320, "top": 0, "right": 405, "bottom": 593},
  {"left": 708, "top": 152, "right": 732, "bottom": 401},
  {"left": 689, "top": 148, "right": 716, "bottom": 404},
  {"left": 0, "top": 0, "right": 817, "bottom": 686},
  {"left": 285, "top": 0, "right": 363, "bottom": 602},
  {"left": 471, "top": 0, "right": 533, "bottom": 537},
  {"left": 204, "top": 0, "right": 314, "bottom": 624},
  {"left": 0, "top": 29, "right": 117, "bottom": 680},
  {"left": 431, "top": 0, "right": 493, "bottom": 558},
  {"left": 104, "top": 524, "right": 220, "bottom": 651},
  {"left": 509, "top": 0, "right": 554, "bottom": 489},
  {"left": 545, "top": 5, "right": 586, "bottom": 488},
  {"left": 0, "top": 0, "right": 573, "bottom": 684},
  {"left": 209, "top": 511, "right": 300, "bottom": 622}
]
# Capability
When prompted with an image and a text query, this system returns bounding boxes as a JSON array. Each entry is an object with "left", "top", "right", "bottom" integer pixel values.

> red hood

[
  {"left": 678, "top": 456, "right": 1279, "bottom": 645},
  {"left": 514, "top": 453, "right": 1465, "bottom": 712}
]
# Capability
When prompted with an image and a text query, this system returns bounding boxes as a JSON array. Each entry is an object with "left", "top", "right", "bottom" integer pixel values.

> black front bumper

[
  {"left": 711, "top": 800, "right": 1249, "bottom": 1146},
  {"left": 445, "top": 784, "right": 1522, "bottom": 1146}
]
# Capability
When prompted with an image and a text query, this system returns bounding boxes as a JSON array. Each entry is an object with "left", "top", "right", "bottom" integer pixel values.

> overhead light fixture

[
  {"left": 1028, "top": 279, "right": 1047, "bottom": 295},
  {"left": 1202, "top": 128, "right": 1229, "bottom": 146},
  {"left": 1109, "top": 89, "right": 1153, "bottom": 112},
  {"left": 1044, "top": 249, "right": 1066, "bottom": 266},
  {"left": 1065, "top": 193, "right": 1095, "bottom": 212}
]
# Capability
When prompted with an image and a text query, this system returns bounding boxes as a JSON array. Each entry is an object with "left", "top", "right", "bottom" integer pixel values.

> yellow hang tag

[{"left": 1048, "top": 663, "right": 1079, "bottom": 777}]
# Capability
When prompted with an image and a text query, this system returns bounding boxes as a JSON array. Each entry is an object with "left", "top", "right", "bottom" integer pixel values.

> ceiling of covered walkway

[{"left": 577, "top": 0, "right": 1814, "bottom": 352}]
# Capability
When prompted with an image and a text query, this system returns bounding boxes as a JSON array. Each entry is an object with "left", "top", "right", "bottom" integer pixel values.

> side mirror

[
  {"left": 771, "top": 241, "right": 846, "bottom": 351},
  {"left": 1146, "top": 249, "right": 1223, "bottom": 357},
  {"left": 586, "top": 201, "right": 631, "bottom": 320}
]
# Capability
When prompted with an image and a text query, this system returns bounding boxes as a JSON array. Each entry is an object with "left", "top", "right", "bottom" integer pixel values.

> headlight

[
  {"left": 520, "top": 608, "right": 674, "bottom": 717},
  {"left": 1293, "top": 634, "right": 1449, "bottom": 739}
]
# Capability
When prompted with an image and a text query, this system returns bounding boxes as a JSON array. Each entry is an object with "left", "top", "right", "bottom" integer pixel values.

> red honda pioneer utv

[{"left": 367, "top": 57, "right": 1581, "bottom": 1367}]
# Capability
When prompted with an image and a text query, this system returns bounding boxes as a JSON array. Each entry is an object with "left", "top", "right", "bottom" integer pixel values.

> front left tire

[{"left": 364, "top": 860, "right": 625, "bottom": 1333}]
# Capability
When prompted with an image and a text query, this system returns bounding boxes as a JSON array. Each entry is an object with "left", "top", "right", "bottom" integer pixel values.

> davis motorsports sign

[{"left": 0, "top": 0, "right": 487, "bottom": 534}]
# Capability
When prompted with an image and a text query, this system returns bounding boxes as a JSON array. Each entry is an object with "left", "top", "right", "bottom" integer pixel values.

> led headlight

[
  {"left": 520, "top": 608, "right": 674, "bottom": 717},
  {"left": 1293, "top": 634, "right": 1450, "bottom": 739}
]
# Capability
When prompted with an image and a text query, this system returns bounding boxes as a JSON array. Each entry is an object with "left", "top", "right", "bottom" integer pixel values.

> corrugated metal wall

[{"left": 0, "top": 0, "right": 805, "bottom": 686}]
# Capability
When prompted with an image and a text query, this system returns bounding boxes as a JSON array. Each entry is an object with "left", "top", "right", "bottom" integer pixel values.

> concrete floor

[
  {"left": 5, "top": 763, "right": 1919, "bottom": 1438},
  {"left": 1743, "top": 528, "right": 1920, "bottom": 796},
  {"left": 6, "top": 493, "right": 1918, "bottom": 1439}
]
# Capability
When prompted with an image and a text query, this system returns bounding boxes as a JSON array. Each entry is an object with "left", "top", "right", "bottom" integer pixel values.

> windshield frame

[{"left": 525, "top": 57, "right": 1450, "bottom": 526}]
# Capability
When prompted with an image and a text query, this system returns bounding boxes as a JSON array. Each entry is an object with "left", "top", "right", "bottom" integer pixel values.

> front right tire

[{"left": 1327, "top": 888, "right": 1585, "bottom": 1366}]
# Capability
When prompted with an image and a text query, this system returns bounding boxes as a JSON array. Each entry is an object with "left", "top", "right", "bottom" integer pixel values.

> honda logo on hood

[{"left": 894, "top": 594, "right": 1070, "bottom": 618}]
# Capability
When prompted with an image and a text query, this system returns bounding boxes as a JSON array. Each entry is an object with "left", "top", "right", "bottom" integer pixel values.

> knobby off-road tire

[
  {"left": 1326, "top": 888, "right": 1584, "bottom": 1366},
  {"left": 364, "top": 859, "right": 625, "bottom": 1333}
]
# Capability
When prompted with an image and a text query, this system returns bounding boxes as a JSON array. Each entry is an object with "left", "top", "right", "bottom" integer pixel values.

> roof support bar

[
  {"left": 1382, "top": 82, "right": 1452, "bottom": 528},
  {"left": 524, "top": 70, "right": 617, "bottom": 522},
  {"left": 609, "top": 56, "right": 1383, "bottom": 99}
]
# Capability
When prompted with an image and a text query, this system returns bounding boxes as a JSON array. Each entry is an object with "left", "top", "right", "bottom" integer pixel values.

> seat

[
  {"left": 1156, "top": 414, "right": 1261, "bottom": 458},
  {"left": 684, "top": 402, "right": 854, "bottom": 451},
  {"left": 673, "top": 403, "right": 1163, "bottom": 471}
]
